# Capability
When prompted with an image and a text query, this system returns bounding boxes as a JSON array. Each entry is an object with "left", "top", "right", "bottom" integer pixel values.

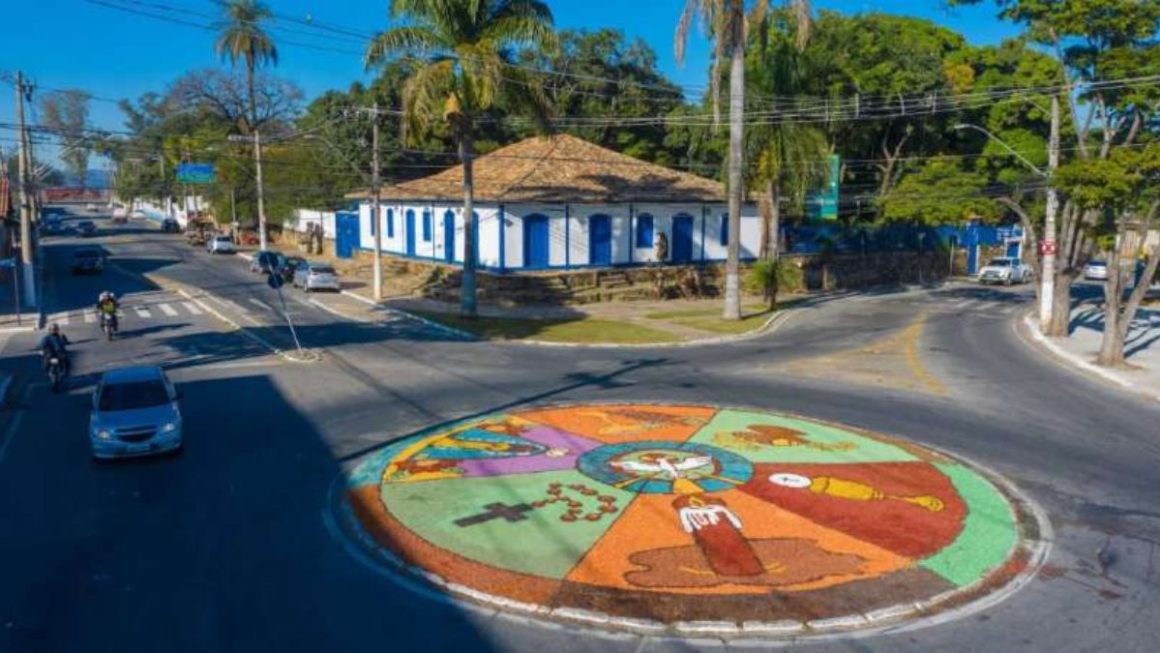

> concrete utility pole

[
  {"left": 14, "top": 71, "right": 37, "bottom": 309},
  {"left": 253, "top": 128, "right": 268, "bottom": 251},
  {"left": 371, "top": 101, "right": 383, "bottom": 301},
  {"left": 1039, "top": 96, "right": 1061, "bottom": 332}
]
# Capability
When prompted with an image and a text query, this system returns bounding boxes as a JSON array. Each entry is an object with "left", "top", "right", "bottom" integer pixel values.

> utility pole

[
  {"left": 230, "top": 187, "right": 238, "bottom": 239},
  {"left": 254, "top": 129, "right": 268, "bottom": 251},
  {"left": 371, "top": 101, "right": 383, "bottom": 301},
  {"left": 14, "top": 71, "right": 37, "bottom": 309},
  {"left": 1040, "top": 96, "right": 1061, "bottom": 332}
]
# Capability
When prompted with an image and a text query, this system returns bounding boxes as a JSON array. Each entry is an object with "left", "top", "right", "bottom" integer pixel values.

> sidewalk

[
  {"left": 0, "top": 312, "right": 38, "bottom": 333},
  {"left": 1024, "top": 298, "right": 1160, "bottom": 401}
]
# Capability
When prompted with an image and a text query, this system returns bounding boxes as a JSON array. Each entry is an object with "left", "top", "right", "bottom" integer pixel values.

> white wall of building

[
  {"left": 291, "top": 209, "right": 336, "bottom": 239},
  {"left": 354, "top": 200, "right": 761, "bottom": 269}
]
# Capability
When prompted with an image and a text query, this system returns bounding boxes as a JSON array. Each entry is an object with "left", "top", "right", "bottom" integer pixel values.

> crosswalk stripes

[
  {"left": 83, "top": 311, "right": 96, "bottom": 324},
  {"left": 182, "top": 302, "right": 203, "bottom": 315},
  {"left": 952, "top": 300, "right": 976, "bottom": 310},
  {"left": 158, "top": 303, "right": 179, "bottom": 317},
  {"left": 133, "top": 306, "right": 152, "bottom": 319}
]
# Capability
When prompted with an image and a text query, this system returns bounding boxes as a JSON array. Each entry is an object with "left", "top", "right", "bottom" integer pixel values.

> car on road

[
  {"left": 293, "top": 260, "right": 341, "bottom": 292},
  {"left": 977, "top": 257, "right": 1032, "bottom": 285},
  {"left": 76, "top": 220, "right": 97, "bottom": 237},
  {"left": 278, "top": 255, "right": 306, "bottom": 282},
  {"left": 160, "top": 217, "right": 181, "bottom": 233},
  {"left": 206, "top": 234, "right": 235, "bottom": 254},
  {"left": 249, "top": 250, "right": 285, "bottom": 275},
  {"left": 1083, "top": 260, "right": 1109, "bottom": 281},
  {"left": 130, "top": 210, "right": 148, "bottom": 220},
  {"left": 41, "top": 218, "right": 65, "bottom": 236},
  {"left": 89, "top": 366, "right": 183, "bottom": 460},
  {"left": 71, "top": 248, "right": 105, "bottom": 275}
]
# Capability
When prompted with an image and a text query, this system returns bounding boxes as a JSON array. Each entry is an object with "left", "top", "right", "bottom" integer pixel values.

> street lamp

[{"left": 954, "top": 100, "right": 1061, "bottom": 333}]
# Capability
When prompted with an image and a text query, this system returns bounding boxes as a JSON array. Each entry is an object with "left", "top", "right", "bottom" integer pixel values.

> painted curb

[
  {"left": 1020, "top": 313, "right": 1160, "bottom": 402},
  {"left": 339, "top": 290, "right": 477, "bottom": 341},
  {"left": 327, "top": 399, "right": 1054, "bottom": 642}
]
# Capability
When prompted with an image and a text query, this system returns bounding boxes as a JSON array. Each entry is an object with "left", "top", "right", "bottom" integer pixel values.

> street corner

[{"left": 335, "top": 403, "right": 1049, "bottom": 638}]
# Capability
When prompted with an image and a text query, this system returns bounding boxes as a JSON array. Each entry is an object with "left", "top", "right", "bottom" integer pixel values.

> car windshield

[
  {"left": 214, "top": 236, "right": 230, "bottom": 242},
  {"left": 1089, "top": 261, "right": 1107, "bottom": 267},
  {"left": 98, "top": 380, "right": 170, "bottom": 411},
  {"left": 311, "top": 266, "right": 336, "bottom": 275},
  {"left": 986, "top": 259, "right": 1012, "bottom": 267}
]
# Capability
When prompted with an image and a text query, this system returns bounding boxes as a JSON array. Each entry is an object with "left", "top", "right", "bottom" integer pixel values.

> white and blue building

[{"left": 342, "top": 134, "right": 762, "bottom": 271}]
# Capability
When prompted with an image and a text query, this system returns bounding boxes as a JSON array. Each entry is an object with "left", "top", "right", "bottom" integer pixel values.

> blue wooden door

[
  {"left": 1006, "top": 240, "right": 1020, "bottom": 258},
  {"left": 336, "top": 211, "right": 359, "bottom": 259},
  {"left": 672, "top": 215, "right": 694, "bottom": 263},
  {"left": 524, "top": 215, "right": 549, "bottom": 268},
  {"left": 443, "top": 210, "right": 456, "bottom": 262},
  {"left": 405, "top": 210, "right": 417, "bottom": 256},
  {"left": 589, "top": 214, "right": 612, "bottom": 266}
]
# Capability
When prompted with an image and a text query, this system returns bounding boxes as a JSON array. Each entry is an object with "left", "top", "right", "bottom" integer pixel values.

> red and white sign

[{"left": 1039, "top": 240, "right": 1058, "bottom": 256}]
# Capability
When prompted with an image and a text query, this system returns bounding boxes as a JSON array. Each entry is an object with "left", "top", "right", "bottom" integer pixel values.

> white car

[
  {"left": 293, "top": 261, "right": 341, "bottom": 292},
  {"left": 978, "top": 257, "right": 1033, "bottom": 285},
  {"left": 130, "top": 210, "right": 148, "bottom": 219},
  {"left": 90, "top": 366, "right": 183, "bottom": 460},
  {"left": 206, "top": 235, "right": 235, "bottom": 254},
  {"left": 1083, "top": 260, "right": 1109, "bottom": 281}
]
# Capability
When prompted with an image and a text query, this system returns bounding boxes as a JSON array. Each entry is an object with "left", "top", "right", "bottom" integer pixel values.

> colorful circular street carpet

[{"left": 347, "top": 404, "right": 1028, "bottom": 625}]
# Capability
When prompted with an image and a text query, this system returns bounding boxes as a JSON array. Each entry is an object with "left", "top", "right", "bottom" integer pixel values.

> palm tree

[
  {"left": 365, "top": 0, "right": 557, "bottom": 318},
  {"left": 214, "top": 0, "right": 278, "bottom": 131},
  {"left": 745, "top": 7, "right": 827, "bottom": 309},
  {"left": 677, "top": 0, "right": 810, "bottom": 320}
]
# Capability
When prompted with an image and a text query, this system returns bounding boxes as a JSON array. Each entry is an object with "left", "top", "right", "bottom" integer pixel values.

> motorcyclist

[
  {"left": 96, "top": 291, "right": 119, "bottom": 331},
  {"left": 38, "top": 323, "right": 71, "bottom": 374}
]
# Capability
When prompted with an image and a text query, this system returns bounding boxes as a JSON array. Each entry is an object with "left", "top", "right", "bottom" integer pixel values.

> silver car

[
  {"left": 90, "top": 366, "right": 183, "bottom": 460},
  {"left": 293, "top": 261, "right": 341, "bottom": 292},
  {"left": 206, "top": 235, "right": 235, "bottom": 254}
]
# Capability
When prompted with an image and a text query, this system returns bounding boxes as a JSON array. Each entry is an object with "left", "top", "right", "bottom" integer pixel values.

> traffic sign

[
  {"left": 267, "top": 273, "right": 284, "bottom": 290},
  {"left": 0, "top": 257, "right": 15, "bottom": 269},
  {"left": 177, "top": 163, "right": 215, "bottom": 184},
  {"left": 1039, "top": 240, "right": 1058, "bottom": 256}
]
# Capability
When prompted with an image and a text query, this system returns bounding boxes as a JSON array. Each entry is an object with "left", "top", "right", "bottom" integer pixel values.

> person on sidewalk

[{"left": 655, "top": 232, "right": 669, "bottom": 266}]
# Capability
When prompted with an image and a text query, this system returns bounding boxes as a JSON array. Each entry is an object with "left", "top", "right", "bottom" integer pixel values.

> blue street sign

[
  {"left": 177, "top": 163, "right": 215, "bottom": 184},
  {"left": 0, "top": 258, "right": 15, "bottom": 269},
  {"left": 267, "top": 273, "right": 284, "bottom": 290}
]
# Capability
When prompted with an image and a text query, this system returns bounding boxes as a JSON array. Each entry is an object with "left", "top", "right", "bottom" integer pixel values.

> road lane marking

[
  {"left": 952, "top": 300, "right": 974, "bottom": 310},
  {"left": 158, "top": 303, "right": 179, "bottom": 317},
  {"left": 133, "top": 306, "right": 152, "bottom": 319},
  {"left": 83, "top": 311, "right": 96, "bottom": 324},
  {"left": 182, "top": 302, "right": 203, "bottom": 315},
  {"left": 248, "top": 298, "right": 273, "bottom": 312}
]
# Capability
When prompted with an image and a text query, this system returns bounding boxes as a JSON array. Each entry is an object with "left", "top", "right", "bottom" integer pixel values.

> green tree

[
  {"left": 39, "top": 90, "right": 93, "bottom": 188},
  {"left": 678, "top": 0, "right": 810, "bottom": 320},
  {"left": 214, "top": 0, "right": 279, "bottom": 130},
  {"left": 364, "top": 0, "right": 558, "bottom": 318},
  {"left": 881, "top": 159, "right": 999, "bottom": 225}
]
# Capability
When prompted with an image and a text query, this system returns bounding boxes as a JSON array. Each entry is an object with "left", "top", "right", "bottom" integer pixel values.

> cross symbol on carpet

[{"left": 454, "top": 502, "right": 534, "bottom": 527}]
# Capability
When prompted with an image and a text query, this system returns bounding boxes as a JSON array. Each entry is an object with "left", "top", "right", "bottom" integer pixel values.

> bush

[{"left": 746, "top": 258, "right": 804, "bottom": 296}]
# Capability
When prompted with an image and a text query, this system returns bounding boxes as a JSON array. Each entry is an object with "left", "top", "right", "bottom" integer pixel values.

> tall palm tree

[
  {"left": 365, "top": 0, "right": 557, "bottom": 318},
  {"left": 214, "top": 0, "right": 278, "bottom": 131},
  {"left": 676, "top": 0, "right": 810, "bottom": 320}
]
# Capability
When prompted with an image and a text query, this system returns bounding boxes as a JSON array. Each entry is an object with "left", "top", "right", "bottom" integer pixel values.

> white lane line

[
  {"left": 133, "top": 306, "right": 152, "bottom": 319},
  {"left": 182, "top": 302, "right": 203, "bottom": 315},
  {"left": 952, "top": 300, "right": 975, "bottom": 310},
  {"left": 248, "top": 298, "right": 273, "bottom": 312},
  {"left": 83, "top": 311, "right": 97, "bottom": 324},
  {"left": 157, "top": 303, "right": 179, "bottom": 317},
  {"left": 977, "top": 301, "right": 1003, "bottom": 312}
]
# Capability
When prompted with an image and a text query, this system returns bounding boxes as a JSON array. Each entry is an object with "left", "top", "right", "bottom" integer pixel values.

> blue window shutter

[
  {"left": 636, "top": 214, "right": 654, "bottom": 248},
  {"left": 387, "top": 209, "right": 395, "bottom": 238},
  {"left": 720, "top": 214, "right": 729, "bottom": 246},
  {"left": 423, "top": 211, "right": 432, "bottom": 241}
]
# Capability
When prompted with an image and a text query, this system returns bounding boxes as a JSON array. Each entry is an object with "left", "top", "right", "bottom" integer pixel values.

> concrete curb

[
  {"left": 339, "top": 290, "right": 477, "bottom": 341},
  {"left": 1019, "top": 314, "right": 1160, "bottom": 402},
  {"left": 326, "top": 400, "right": 1053, "bottom": 642}
]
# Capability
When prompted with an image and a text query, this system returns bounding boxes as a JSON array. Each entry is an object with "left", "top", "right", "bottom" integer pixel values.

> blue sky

[{"left": 1, "top": 0, "right": 1020, "bottom": 164}]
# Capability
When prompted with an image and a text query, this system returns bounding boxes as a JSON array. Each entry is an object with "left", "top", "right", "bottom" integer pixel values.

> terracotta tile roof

[{"left": 348, "top": 134, "right": 726, "bottom": 204}]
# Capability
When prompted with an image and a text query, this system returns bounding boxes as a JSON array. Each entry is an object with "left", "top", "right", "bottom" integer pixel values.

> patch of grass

[
  {"left": 410, "top": 311, "right": 680, "bottom": 344},
  {"left": 645, "top": 298, "right": 805, "bottom": 335}
]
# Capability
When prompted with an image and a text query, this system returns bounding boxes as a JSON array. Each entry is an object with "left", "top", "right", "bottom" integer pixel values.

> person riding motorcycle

[
  {"left": 96, "top": 291, "right": 119, "bottom": 332},
  {"left": 38, "top": 323, "right": 71, "bottom": 374}
]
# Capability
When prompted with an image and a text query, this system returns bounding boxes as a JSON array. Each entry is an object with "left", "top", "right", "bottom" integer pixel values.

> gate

[{"left": 336, "top": 211, "right": 359, "bottom": 259}]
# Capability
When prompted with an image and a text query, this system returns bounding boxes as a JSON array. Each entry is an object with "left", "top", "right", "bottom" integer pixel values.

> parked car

[
  {"left": 278, "top": 255, "right": 306, "bottom": 282},
  {"left": 977, "top": 257, "right": 1032, "bottom": 285},
  {"left": 41, "top": 218, "right": 64, "bottom": 235},
  {"left": 76, "top": 220, "right": 97, "bottom": 237},
  {"left": 71, "top": 248, "right": 105, "bottom": 275},
  {"left": 89, "top": 366, "right": 183, "bottom": 460},
  {"left": 160, "top": 217, "right": 181, "bottom": 233},
  {"left": 206, "top": 234, "right": 235, "bottom": 254},
  {"left": 1083, "top": 260, "right": 1109, "bottom": 281},
  {"left": 249, "top": 250, "right": 285, "bottom": 275},
  {"left": 293, "top": 261, "right": 341, "bottom": 292},
  {"left": 130, "top": 210, "right": 148, "bottom": 219}
]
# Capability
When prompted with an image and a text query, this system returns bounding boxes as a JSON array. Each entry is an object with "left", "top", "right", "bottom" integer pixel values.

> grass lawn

[
  {"left": 645, "top": 299, "right": 803, "bottom": 335},
  {"left": 410, "top": 311, "right": 681, "bottom": 344}
]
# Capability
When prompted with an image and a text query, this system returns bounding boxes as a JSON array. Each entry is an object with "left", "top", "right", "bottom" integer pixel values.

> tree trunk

[
  {"left": 768, "top": 179, "right": 781, "bottom": 311},
  {"left": 1099, "top": 203, "right": 1160, "bottom": 367},
  {"left": 459, "top": 133, "right": 478, "bottom": 319},
  {"left": 722, "top": 24, "right": 744, "bottom": 321},
  {"left": 1097, "top": 231, "right": 1126, "bottom": 366},
  {"left": 1047, "top": 272, "right": 1073, "bottom": 337}
]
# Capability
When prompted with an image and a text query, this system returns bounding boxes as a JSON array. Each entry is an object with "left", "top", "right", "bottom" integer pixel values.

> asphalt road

[{"left": 1, "top": 209, "right": 1158, "bottom": 652}]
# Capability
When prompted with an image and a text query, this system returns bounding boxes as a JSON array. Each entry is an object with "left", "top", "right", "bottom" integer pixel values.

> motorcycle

[
  {"left": 46, "top": 355, "right": 66, "bottom": 393},
  {"left": 100, "top": 312, "right": 118, "bottom": 341}
]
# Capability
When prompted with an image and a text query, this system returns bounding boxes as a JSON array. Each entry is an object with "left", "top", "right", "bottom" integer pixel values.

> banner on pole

[{"left": 177, "top": 163, "right": 215, "bottom": 184}]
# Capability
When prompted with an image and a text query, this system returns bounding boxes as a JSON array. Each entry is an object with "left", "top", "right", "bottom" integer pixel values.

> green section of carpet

[
  {"left": 687, "top": 409, "right": 918, "bottom": 464},
  {"left": 920, "top": 463, "right": 1017, "bottom": 587},
  {"left": 380, "top": 469, "right": 636, "bottom": 579}
]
